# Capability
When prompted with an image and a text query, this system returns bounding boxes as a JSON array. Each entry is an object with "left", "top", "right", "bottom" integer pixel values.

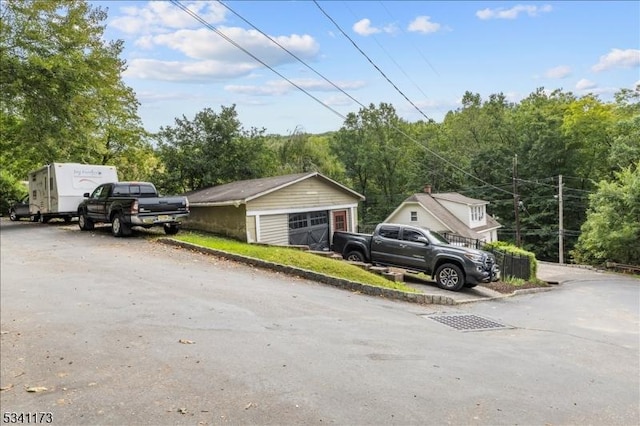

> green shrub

[
  {"left": 484, "top": 241, "right": 538, "bottom": 280},
  {"left": 0, "top": 171, "right": 28, "bottom": 215}
]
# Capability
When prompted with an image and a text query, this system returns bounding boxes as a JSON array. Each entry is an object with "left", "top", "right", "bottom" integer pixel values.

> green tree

[
  {"left": 273, "top": 128, "right": 345, "bottom": 180},
  {"left": 0, "top": 0, "right": 153, "bottom": 182},
  {"left": 155, "top": 105, "right": 276, "bottom": 193},
  {"left": 572, "top": 164, "right": 640, "bottom": 265},
  {"left": 332, "top": 103, "right": 418, "bottom": 225}
]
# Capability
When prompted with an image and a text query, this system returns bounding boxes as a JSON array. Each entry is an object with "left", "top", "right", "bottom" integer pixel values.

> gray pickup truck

[
  {"left": 77, "top": 182, "right": 189, "bottom": 237},
  {"left": 332, "top": 223, "right": 499, "bottom": 291}
]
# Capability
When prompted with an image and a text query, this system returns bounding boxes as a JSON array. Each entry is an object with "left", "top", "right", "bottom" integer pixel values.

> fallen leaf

[
  {"left": 26, "top": 386, "right": 48, "bottom": 393},
  {"left": 178, "top": 339, "right": 195, "bottom": 344},
  {"left": 178, "top": 408, "right": 187, "bottom": 414},
  {"left": 245, "top": 402, "right": 254, "bottom": 410}
]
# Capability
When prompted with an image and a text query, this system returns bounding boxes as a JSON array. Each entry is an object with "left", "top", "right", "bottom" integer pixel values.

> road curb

[{"left": 157, "top": 238, "right": 460, "bottom": 305}]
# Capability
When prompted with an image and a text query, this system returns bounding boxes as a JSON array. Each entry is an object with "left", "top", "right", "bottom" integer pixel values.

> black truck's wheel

[
  {"left": 9, "top": 210, "right": 18, "bottom": 221},
  {"left": 435, "top": 263, "right": 465, "bottom": 291},
  {"left": 111, "top": 214, "right": 131, "bottom": 237},
  {"left": 163, "top": 223, "right": 180, "bottom": 235},
  {"left": 344, "top": 251, "right": 365, "bottom": 262},
  {"left": 78, "top": 213, "right": 94, "bottom": 231}
]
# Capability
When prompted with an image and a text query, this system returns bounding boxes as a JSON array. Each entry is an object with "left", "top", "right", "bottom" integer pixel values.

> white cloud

[
  {"left": 545, "top": 65, "right": 572, "bottom": 79},
  {"left": 407, "top": 16, "right": 442, "bottom": 34},
  {"left": 123, "top": 58, "right": 260, "bottom": 81},
  {"left": 226, "top": 79, "right": 366, "bottom": 96},
  {"left": 575, "top": 79, "right": 597, "bottom": 90},
  {"left": 148, "top": 27, "right": 318, "bottom": 63},
  {"left": 592, "top": 48, "right": 640, "bottom": 72},
  {"left": 352, "top": 18, "right": 397, "bottom": 36},
  {"left": 323, "top": 95, "right": 354, "bottom": 107},
  {"left": 111, "top": 1, "right": 227, "bottom": 34},
  {"left": 476, "top": 4, "right": 553, "bottom": 20},
  {"left": 353, "top": 18, "right": 381, "bottom": 36}
]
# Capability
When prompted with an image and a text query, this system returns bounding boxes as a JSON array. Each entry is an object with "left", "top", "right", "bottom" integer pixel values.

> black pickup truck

[
  {"left": 332, "top": 223, "right": 499, "bottom": 291},
  {"left": 77, "top": 182, "right": 189, "bottom": 237}
]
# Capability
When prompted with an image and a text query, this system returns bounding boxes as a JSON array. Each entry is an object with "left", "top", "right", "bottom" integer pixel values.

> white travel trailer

[{"left": 28, "top": 163, "right": 118, "bottom": 222}]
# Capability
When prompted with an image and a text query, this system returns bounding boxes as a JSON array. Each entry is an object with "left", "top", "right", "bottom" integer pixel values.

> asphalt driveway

[{"left": 1, "top": 219, "right": 638, "bottom": 425}]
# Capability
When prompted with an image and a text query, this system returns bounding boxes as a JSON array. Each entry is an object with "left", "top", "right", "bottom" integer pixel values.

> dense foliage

[
  {"left": 0, "top": 0, "right": 156, "bottom": 212},
  {"left": 1, "top": 0, "right": 638, "bottom": 265}
]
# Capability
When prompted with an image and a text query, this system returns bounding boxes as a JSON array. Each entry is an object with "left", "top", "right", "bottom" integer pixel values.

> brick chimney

[{"left": 423, "top": 184, "right": 432, "bottom": 194}]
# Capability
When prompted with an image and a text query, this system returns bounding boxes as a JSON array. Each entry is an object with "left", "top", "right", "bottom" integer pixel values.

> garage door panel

[{"left": 289, "top": 211, "right": 329, "bottom": 250}]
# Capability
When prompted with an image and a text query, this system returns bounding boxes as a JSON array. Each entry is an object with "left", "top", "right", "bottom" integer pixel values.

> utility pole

[
  {"left": 512, "top": 155, "right": 521, "bottom": 247},
  {"left": 559, "top": 174, "right": 564, "bottom": 264}
]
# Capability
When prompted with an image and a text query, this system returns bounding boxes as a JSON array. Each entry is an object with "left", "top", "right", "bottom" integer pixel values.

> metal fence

[
  {"left": 440, "top": 232, "right": 485, "bottom": 250},
  {"left": 487, "top": 249, "right": 532, "bottom": 280}
]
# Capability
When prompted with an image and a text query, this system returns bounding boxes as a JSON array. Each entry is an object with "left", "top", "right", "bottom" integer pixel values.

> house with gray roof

[
  {"left": 384, "top": 185, "right": 501, "bottom": 246},
  {"left": 184, "top": 172, "right": 364, "bottom": 250}
]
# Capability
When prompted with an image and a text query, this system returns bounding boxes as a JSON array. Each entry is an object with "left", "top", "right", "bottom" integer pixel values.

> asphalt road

[{"left": 1, "top": 219, "right": 638, "bottom": 426}]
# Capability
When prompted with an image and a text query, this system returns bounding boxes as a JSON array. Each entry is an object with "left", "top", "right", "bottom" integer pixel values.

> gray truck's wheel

[
  {"left": 112, "top": 214, "right": 131, "bottom": 237},
  {"left": 9, "top": 210, "right": 18, "bottom": 221},
  {"left": 78, "top": 213, "right": 94, "bottom": 231},
  {"left": 435, "top": 263, "right": 465, "bottom": 291},
  {"left": 163, "top": 223, "right": 180, "bottom": 235},
  {"left": 345, "top": 251, "right": 365, "bottom": 262}
]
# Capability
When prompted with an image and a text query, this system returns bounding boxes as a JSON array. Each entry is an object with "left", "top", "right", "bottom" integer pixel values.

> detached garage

[{"left": 184, "top": 172, "right": 364, "bottom": 250}]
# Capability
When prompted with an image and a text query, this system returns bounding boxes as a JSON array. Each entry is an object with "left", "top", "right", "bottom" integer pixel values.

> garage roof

[{"left": 184, "top": 172, "right": 365, "bottom": 206}]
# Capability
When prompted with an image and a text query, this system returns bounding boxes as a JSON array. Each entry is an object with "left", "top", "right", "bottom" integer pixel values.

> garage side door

[{"left": 289, "top": 211, "right": 329, "bottom": 251}]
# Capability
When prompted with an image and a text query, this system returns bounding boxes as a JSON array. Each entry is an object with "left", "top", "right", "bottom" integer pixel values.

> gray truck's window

[
  {"left": 402, "top": 229, "right": 425, "bottom": 242},
  {"left": 426, "top": 230, "right": 450, "bottom": 245},
  {"left": 378, "top": 226, "right": 400, "bottom": 239}
]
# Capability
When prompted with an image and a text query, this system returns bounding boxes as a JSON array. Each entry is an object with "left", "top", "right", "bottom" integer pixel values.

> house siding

[
  {"left": 386, "top": 204, "right": 449, "bottom": 233},
  {"left": 258, "top": 214, "right": 288, "bottom": 245},
  {"left": 246, "top": 215, "right": 256, "bottom": 243},
  {"left": 436, "top": 199, "right": 472, "bottom": 227},
  {"left": 184, "top": 205, "right": 247, "bottom": 241},
  {"left": 248, "top": 177, "right": 356, "bottom": 211}
]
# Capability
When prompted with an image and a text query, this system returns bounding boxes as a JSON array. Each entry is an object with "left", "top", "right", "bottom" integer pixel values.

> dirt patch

[{"left": 479, "top": 280, "right": 551, "bottom": 294}]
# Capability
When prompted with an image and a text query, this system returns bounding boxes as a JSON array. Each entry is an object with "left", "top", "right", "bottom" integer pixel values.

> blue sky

[{"left": 95, "top": 1, "right": 640, "bottom": 135}]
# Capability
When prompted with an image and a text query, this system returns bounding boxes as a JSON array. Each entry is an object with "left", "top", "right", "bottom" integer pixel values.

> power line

[
  {"left": 342, "top": 1, "right": 441, "bottom": 117},
  {"left": 313, "top": 0, "right": 433, "bottom": 123},
  {"left": 377, "top": 1, "right": 441, "bottom": 79},
  {"left": 168, "top": 0, "right": 348, "bottom": 122},
  {"left": 170, "top": 0, "right": 514, "bottom": 197},
  {"left": 217, "top": 1, "right": 367, "bottom": 112}
]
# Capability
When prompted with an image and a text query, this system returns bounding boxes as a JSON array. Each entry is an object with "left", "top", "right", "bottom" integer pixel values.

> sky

[{"left": 94, "top": 1, "right": 640, "bottom": 136}]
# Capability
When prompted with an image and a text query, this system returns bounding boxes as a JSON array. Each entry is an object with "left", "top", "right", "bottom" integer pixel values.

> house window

[{"left": 410, "top": 211, "right": 417, "bottom": 222}]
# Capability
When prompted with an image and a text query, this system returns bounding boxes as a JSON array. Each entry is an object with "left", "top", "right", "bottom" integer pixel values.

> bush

[
  {"left": 0, "top": 171, "right": 28, "bottom": 216},
  {"left": 484, "top": 241, "right": 538, "bottom": 280}
]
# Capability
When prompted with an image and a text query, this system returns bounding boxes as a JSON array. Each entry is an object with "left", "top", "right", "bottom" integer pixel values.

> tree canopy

[{"left": 1, "top": 1, "right": 638, "bottom": 265}]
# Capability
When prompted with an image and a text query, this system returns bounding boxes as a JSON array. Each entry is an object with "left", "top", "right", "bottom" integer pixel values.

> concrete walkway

[{"left": 401, "top": 261, "right": 613, "bottom": 304}]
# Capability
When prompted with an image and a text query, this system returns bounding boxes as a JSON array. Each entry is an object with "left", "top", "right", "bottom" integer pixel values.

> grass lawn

[{"left": 170, "top": 231, "right": 419, "bottom": 293}]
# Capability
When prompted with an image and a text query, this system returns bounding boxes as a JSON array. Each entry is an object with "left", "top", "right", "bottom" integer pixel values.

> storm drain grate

[{"left": 424, "top": 314, "right": 511, "bottom": 332}]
